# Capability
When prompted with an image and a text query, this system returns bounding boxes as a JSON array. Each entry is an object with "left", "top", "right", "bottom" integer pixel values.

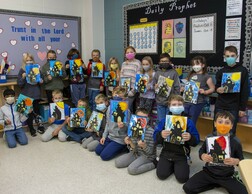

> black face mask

[
  {"left": 159, "top": 63, "right": 172, "bottom": 70},
  {"left": 47, "top": 59, "right": 56, "bottom": 62}
]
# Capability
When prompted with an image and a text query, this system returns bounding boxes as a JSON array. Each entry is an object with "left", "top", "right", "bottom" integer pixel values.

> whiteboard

[{"left": 0, "top": 9, "right": 81, "bottom": 76}]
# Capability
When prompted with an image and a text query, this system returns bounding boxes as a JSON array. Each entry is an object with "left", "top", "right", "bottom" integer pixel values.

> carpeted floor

[{"left": 1, "top": 132, "right": 248, "bottom": 194}]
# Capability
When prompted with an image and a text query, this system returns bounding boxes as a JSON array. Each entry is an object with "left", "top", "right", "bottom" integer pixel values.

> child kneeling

[{"left": 115, "top": 108, "right": 156, "bottom": 175}]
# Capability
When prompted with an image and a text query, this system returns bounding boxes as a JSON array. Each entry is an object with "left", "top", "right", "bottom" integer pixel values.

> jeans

[
  {"left": 62, "top": 127, "right": 91, "bottom": 143},
  {"left": 88, "top": 89, "right": 100, "bottom": 111},
  {"left": 70, "top": 83, "right": 86, "bottom": 107},
  {"left": 157, "top": 104, "right": 169, "bottom": 123},
  {"left": 5, "top": 128, "right": 28, "bottom": 148},
  {"left": 95, "top": 138, "right": 126, "bottom": 161},
  {"left": 184, "top": 103, "right": 205, "bottom": 125}
]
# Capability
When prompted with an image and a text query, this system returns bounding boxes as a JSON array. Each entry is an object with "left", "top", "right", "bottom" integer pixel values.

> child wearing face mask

[
  {"left": 41, "top": 50, "right": 67, "bottom": 103},
  {"left": 153, "top": 95, "right": 199, "bottom": 183},
  {"left": 82, "top": 94, "right": 108, "bottom": 151},
  {"left": 182, "top": 56, "right": 215, "bottom": 125},
  {"left": 65, "top": 48, "right": 87, "bottom": 107},
  {"left": 120, "top": 46, "right": 142, "bottom": 113},
  {"left": 106, "top": 57, "right": 120, "bottom": 99},
  {"left": 41, "top": 90, "right": 69, "bottom": 142},
  {"left": 95, "top": 86, "right": 130, "bottom": 161},
  {"left": 138, "top": 56, "right": 155, "bottom": 113},
  {"left": 183, "top": 111, "right": 248, "bottom": 194},
  {"left": 0, "top": 89, "right": 28, "bottom": 148},
  {"left": 153, "top": 53, "right": 180, "bottom": 123},
  {"left": 215, "top": 46, "right": 249, "bottom": 135},
  {"left": 62, "top": 98, "right": 92, "bottom": 143},
  {"left": 17, "top": 53, "right": 45, "bottom": 136}
]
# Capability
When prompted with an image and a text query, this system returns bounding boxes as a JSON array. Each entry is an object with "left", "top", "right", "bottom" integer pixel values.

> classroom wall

[
  {"left": 0, "top": 0, "right": 105, "bottom": 63},
  {"left": 104, "top": 0, "right": 145, "bottom": 65}
]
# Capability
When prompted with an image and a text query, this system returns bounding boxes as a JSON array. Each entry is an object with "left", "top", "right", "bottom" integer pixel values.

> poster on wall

[
  {"left": 190, "top": 13, "right": 216, "bottom": 53},
  {"left": 174, "top": 38, "right": 186, "bottom": 58},
  {"left": 226, "top": 0, "right": 243, "bottom": 16},
  {"left": 224, "top": 41, "right": 241, "bottom": 62},
  {"left": 162, "top": 19, "right": 173, "bottom": 39},
  {"left": 225, "top": 18, "right": 242, "bottom": 40},
  {"left": 174, "top": 18, "right": 186, "bottom": 38},
  {"left": 129, "top": 22, "right": 158, "bottom": 54},
  {"left": 162, "top": 39, "right": 173, "bottom": 57}
]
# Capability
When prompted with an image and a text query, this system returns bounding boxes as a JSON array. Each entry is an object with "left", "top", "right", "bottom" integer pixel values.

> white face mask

[
  {"left": 6, "top": 97, "right": 15, "bottom": 104},
  {"left": 54, "top": 99, "right": 62, "bottom": 103},
  {"left": 192, "top": 65, "right": 202, "bottom": 72},
  {"left": 143, "top": 65, "right": 151, "bottom": 71}
]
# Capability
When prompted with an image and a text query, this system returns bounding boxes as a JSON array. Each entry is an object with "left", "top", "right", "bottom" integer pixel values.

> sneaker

[
  {"left": 37, "top": 124, "right": 45, "bottom": 134},
  {"left": 30, "top": 129, "right": 37, "bottom": 137}
]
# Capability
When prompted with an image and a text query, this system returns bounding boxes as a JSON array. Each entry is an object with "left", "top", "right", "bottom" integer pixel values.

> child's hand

[
  {"left": 161, "top": 130, "right": 171, "bottom": 139},
  {"left": 65, "top": 64, "right": 70, "bottom": 69},
  {"left": 239, "top": 111, "right": 246, "bottom": 117},
  {"left": 28, "top": 108, "right": 33, "bottom": 114},
  {"left": 118, "top": 122, "right": 124, "bottom": 128},
  {"left": 86, "top": 127, "right": 93, "bottom": 132},
  {"left": 224, "top": 158, "right": 240, "bottom": 166},
  {"left": 180, "top": 86, "right": 185, "bottom": 93},
  {"left": 66, "top": 117, "right": 70, "bottom": 125},
  {"left": 155, "top": 84, "right": 158, "bottom": 89},
  {"left": 84, "top": 120, "right": 87, "bottom": 126},
  {"left": 82, "top": 63, "right": 87, "bottom": 69},
  {"left": 52, "top": 127, "right": 60, "bottom": 136},
  {"left": 100, "top": 86, "right": 104, "bottom": 92},
  {"left": 124, "top": 136, "right": 132, "bottom": 145},
  {"left": 199, "top": 89, "right": 205, "bottom": 94},
  {"left": 22, "top": 73, "right": 26, "bottom": 79},
  {"left": 47, "top": 75, "right": 52, "bottom": 80},
  {"left": 40, "top": 78, "right": 44, "bottom": 84},
  {"left": 216, "top": 87, "right": 224, "bottom": 94},
  {"left": 100, "top": 137, "right": 105, "bottom": 145},
  {"left": 48, "top": 117, "right": 55, "bottom": 124},
  {"left": 182, "top": 132, "right": 191, "bottom": 141},
  {"left": 201, "top": 153, "right": 213, "bottom": 163},
  {"left": 137, "top": 140, "right": 147, "bottom": 149},
  {"left": 5, "top": 119, "right": 11, "bottom": 125}
]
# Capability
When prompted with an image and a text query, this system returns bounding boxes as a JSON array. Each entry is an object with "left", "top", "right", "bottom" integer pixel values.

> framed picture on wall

[{"left": 190, "top": 13, "right": 217, "bottom": 53}]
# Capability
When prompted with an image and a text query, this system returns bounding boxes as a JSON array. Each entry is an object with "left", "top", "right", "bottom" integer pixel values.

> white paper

[
  {"left": 224, "top": 41, "right": 241, "bottom": 62},
  {"left": 225, "top": 18, "right": 242, "bottom": 40},
  {"left": 226, "top": 0, "right": 243, "bottom": 16}
]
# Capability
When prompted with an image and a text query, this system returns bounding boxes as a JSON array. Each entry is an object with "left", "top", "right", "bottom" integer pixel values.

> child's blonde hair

[
  {"left": 22, "top": 53, "right": 35, "bottom": 70},
  {"left": 108, "top": 57, "right": 120, "bottom": 71},
  {"left": 52, "top": 90, "right": 63, "bottom": 97},
  {"left": 95, "top": 94, "right": 107, "bottom": 102},
  {"left": 168, "top": 95, "right": 184, "bottom": 105},
  {"left": 112, "top": 86, "right": 128, "bottom": 97},
  {"left": 141, "top": 56, "right": 154, "bottom": 82}
]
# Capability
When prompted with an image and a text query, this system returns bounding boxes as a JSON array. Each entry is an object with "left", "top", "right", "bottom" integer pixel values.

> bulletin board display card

[
  {"left": 0, "top": 9, "right": 81, "bottom": 76},
  {"left": 124, "top": 0, "right": 252, "bottom": 73}
]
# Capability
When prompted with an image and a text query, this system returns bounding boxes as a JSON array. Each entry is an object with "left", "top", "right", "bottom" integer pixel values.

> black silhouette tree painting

[
  {"left": 170, "top": 120, "right": 184, "bottom": 145},
  {"left": 112, "top": 104, "right": 125, "bottom": 123},
  {"left": 52, "top": 105, "right": 62, "bottom": 120},
  {"left": 222, "top": 76, "right": 235, "bottom": 93}
]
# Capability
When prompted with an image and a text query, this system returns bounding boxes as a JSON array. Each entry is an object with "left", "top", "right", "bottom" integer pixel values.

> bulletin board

[
  {"left": 124, "top": 0, "right": 252, "bottom": 73},
  {"left": 0, "top": 9, "right": 81, "bottom": 76}
]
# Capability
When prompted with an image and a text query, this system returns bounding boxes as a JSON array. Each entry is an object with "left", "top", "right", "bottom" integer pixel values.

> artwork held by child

[
  {"left": 110, "top": 100, "right": 128, "bottom": 123},
  {"left": 25, "top": 64, "right": 41, "bottom": 84},
  {"left": 91, "top": 62, "right": 103, "bottom": 78},
  {"left": 207, "top": 136, "right": 231, "bottom": 165},
  {"left": 15, "top": 94, "right": 33, "bottom": 115},
  {"left": 70, "top": 108, "right": 86, "bottom": 128},
  {"left": 135, "top": 74, "right": 149, "bottom": 93},
  {"left": 86, "top": 111, "right": 104, "bottom": 132},
  {"left": 183, "top": 81, "right": 200, "bottom": 104},
  {"left": 49, "top": 60, "right": 63, "bottom": 77},
  {"left": 49, "top": 102, "right": 65, "bottom": 120},
  {"left": 155, "top": 75, "right": 174, "bottom": 98},
  {"left": 69, "top": 59, "right": 83, "bottom": 81},
  {"left": 165, "top": 115, "right": 187, "bottom": 145},
  {"left": 120, "top": 77, "right": 131, "bottom": 92},
  {"left": 221, "top": 72, "right": 241, "bottom": 93},
  {"left": 104, "top": 71, "right": 117, "bottom": 87},
  {"left": 128, "top": 115, "right": 147, "bottom": 141}
]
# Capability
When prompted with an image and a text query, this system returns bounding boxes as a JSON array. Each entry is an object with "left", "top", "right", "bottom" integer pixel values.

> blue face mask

[
  {"left": 170, "top": 106, "right": 184, "bottom": 115},
  {"left": 96, "top": 103, "right": 106, "bottom": 111},
  {"left": 226, "top": 57, "right": 236, "bottom": 66},
  {"left": 72, "top": 54, "right": 78, "bottom": 60}
]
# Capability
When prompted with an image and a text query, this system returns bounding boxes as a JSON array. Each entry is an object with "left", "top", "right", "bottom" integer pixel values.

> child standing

[
  {"left": 41, "top": 50, "right": 67, "bottom": 103},
  {"left": 138, "top": 56, "right": 155, "bottom": 113},
  {"left": 183, "top": 56, "right": 215, "bottom": 125},
  {"left": 215, "top": 46, "right": 249, "bottom": 135},
  {"left": 105, "top": 57, "right": 120, "bottom": 99},
  {"left": 154, "top": 53, "right": 180, "bottom": 123},
  {"left": 17, "top": 53, "right": 45, "bottom": 136},
  {"left": 82, "top": 94, "right": 108, "bottom": 151},
  {"left": 86, "top": 49, "right": 106, "bottom": 111},
  {"left": 62, "top": 98, "right": 92, "bottom": 143},
  {"left": 95, "top": 87, "right": 130, "bottom": 161},
  {"left": 115, "top": 108, "right": 156, "bottom": 175},
  {"left": 120, "top": 46, "right": 141, "bottom": 112},
  {"left": 0, "top": 89, "right": 28, "bottom": 148},
  {"left": 183, "top": 111, "right": 248, "bottom": 194},
  {"left": 41, "top": 90, "right": 69, "bottom": 142},
  {"left": 65, "top": 48, "right": 87, "bottom": 107},
  {"left": 153, "top": 95, "right": 199, "bottom": 183}
]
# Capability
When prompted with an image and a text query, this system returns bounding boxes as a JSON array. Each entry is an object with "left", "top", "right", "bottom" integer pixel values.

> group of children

[{"left": 0, "top": 45, "right": 249, "bottom": 193}]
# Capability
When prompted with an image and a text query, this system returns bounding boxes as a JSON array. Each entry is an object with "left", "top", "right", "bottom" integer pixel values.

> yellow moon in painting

[
  {"left": 56, "top": 102, "right": 64, "bottom": 109},
  {"left": 171, "top": 116, "right": 187, "bottom": 131},
  {"left": 231, "top": 73, "right": 241, "bottom": 81}
]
